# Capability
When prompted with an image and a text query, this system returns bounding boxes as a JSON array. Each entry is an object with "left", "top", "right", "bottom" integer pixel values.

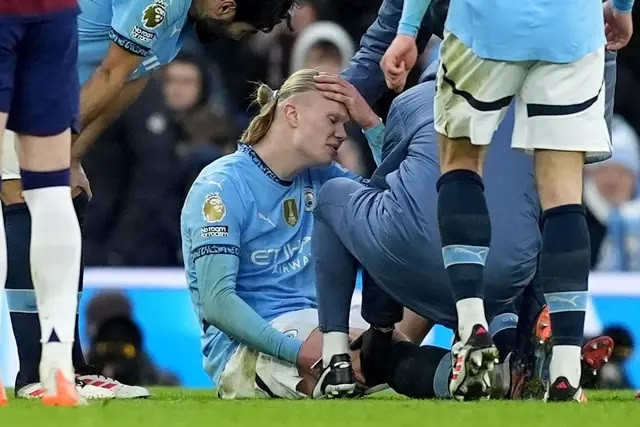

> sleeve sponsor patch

[
  {"left": 109, "top": 29, "right": 149, "bottom": 56},
  {"left": 200, "top": 225, "right": 229, "bottom": 238},
  {"left": 192, "top": 244, "right": 240, "bottom": 261},
  {"left": 131, "top": 26, "right": 156, "bottom": 43}
]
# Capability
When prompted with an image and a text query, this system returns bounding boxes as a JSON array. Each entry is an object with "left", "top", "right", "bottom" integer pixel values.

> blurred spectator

[
  {"left": 86, "top": 291, "right": 133, "bottom": 341},
  {"left": 177, "top": 108, "right": 239, "bottom": 201},
  {"left": 87, "top": 316, "right": 180, "bottom": 387},
  {"left": 586, "top": 325, "right": 634, "bottom": 390},
  {"left": 85, "top": 292, "right": 180, "bottom": 386},
  {"left": 585, "top": 115, "right": 640, "bottom": 271},
  {"left": 83, "top": 77, "right": 182, "bottom": 266},
  {"left": 223, "top": 0, "right": 325, "bottom": 113},
  {"left": 289, "top": 21, "right": 369, "bottom": 175},
  {"left": 161, "top": 52, "right": 240, "bottom": 207},
  {"left": 162, "top": 52, "right": 213, "bottom": 121},
  {"left": 290, "top": 21, "right": 354, "bottom": 73}
]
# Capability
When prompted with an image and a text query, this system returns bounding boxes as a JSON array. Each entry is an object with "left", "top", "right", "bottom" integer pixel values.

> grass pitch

[{"left": 0, "top": 388, "right": 637, "bottom": 426}]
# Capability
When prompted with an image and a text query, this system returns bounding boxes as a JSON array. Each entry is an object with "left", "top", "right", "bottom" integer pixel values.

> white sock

[
  {"left": 23, "top": 186, "right": 81, "bottom": 388},
  {"left": 455, "top": 297, "right": 488, "bottom": 343},
  {"left": 322, "top": 332, "right": 349, "bottom": 367},
  {"left": 549, "top": 345, "right": 581, "bottom": 387}
]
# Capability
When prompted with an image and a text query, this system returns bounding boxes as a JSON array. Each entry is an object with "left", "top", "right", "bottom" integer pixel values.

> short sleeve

[
  {"left": 110, "top": 0, "right": 172, "bottom": 56},
  {"left": 183, "top": 173, "right": 246, "bottom": 262}
]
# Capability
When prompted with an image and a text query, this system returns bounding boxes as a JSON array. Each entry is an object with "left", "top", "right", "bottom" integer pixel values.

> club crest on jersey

[
  {"left": 142, "top": 0, "right": 167, "bottom": 29},
  {"left": 304, "top": 188, "right": 316, "bottom": 212},
  {"left": 202, "top": 193, "right": 226, "bottom": 223},
  {"left": 283, "top": 198, "right": 299, "bottom": 227}
]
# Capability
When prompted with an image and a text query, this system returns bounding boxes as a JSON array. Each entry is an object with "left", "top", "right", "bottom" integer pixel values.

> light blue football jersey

[
  {"left": 77, "top": 0, "right": 193, "bottom": 85},
  {"left": 181, "top": 144, "right": 364, "bottom": 384},
  {"left": 444, "top": 0, "right": 606, "bottom": 63}
]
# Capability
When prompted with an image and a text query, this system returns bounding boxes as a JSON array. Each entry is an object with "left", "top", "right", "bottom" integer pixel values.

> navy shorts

[{"left": 0, "top": 13, "right": 79, "bottom": 136}]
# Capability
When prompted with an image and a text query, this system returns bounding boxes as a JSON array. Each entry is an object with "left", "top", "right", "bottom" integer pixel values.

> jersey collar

[{"left": 239, "top": 144, "right": 293, "bottom": 186}]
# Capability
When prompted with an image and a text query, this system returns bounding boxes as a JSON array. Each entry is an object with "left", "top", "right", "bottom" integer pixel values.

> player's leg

[
  {"left": 434, "top": 31, "right": 524, "bottom": 400},
  {"left": 349, "top": 323, "right": 459, "bottom": 400},
  {"left": 10, "top": 15, "right": 82, "bottom": 406},
  {"left": 516, "top": 47, "right": 610, "bottom": 402},
  {"left": 356, "top": 271, "right": 403, "bottom": 388},
  {"left": 0, "top": 121, "right": 7, "bottom": 406},
  {"left": 4, "top": 191, "right": 118, "bottom": 400},
  {"left": 312, "top": 178, "right": 364, "bottom": 397},
  {"left": 0, "top": 129, "right": 5, "bottom": 406},
  {"left": 355, "top": 338, "right": 452, "bottom": 399},
  {"left": 312, "top": 177, "right": 398, "bottom": 398},
  {"left": 312, "top": 212, "right": 359, "bottom": 397},
  {"left": 0, "top": 20, "right": 23, "bottom": 406}
]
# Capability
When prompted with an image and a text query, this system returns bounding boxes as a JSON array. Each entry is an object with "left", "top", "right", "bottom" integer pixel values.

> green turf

[{"left": 0, "top": 389, "right": 637, "bottom": 426}]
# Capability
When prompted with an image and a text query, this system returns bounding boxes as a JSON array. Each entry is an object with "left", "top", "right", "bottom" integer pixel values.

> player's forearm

[
  {"left": 70, "top": 113, "right": 111, "bottom": 160},
  {"left": 79, "top": 66, "right": 129, "bottom": 131},
  {"left": 197, "top": 254, "right": 303, "bottom": 364},
  {"left": 398, "top": 0, "right": 432, "bottom": 38},
  {"left": 73, "top": 76, "right": 149, "bottom": 159}
]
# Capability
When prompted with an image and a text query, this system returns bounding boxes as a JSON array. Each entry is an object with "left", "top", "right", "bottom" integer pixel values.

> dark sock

[
  {"left": 540, "top": 205, "right": 590, "bottom": 346},
  {"left": 437, "top": 170, "right": 491, "bottom": 302},
  {"left": 386, "top": 341, "right": 451, "bottom": 399},
  {"left": 361, "top": 270, "right": 402, "bottom": 328}
]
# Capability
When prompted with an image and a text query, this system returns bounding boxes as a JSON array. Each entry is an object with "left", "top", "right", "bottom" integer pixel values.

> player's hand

[
  {"left": 603, "top": 1, "right": 634, "bottom": 51},
  {"left": 70, "top": 159, "right": 92, "bottom": 199},
  {"left": 314, "top": 73, "right": 380, "bottom": 130},
  {"left": 380, "top": 34, "right": 418, "bottom": 93}
]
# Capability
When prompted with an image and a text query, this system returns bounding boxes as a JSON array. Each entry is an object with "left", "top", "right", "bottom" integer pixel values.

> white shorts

[
  {"left": 218, "top": 303, "right": 368, "bottom": 400},
  {"left": 434, "top": 31, "right": 611, "bottom": 161},
  {"left": 2, "top": 130, "right": 20, "bottom": 180}
]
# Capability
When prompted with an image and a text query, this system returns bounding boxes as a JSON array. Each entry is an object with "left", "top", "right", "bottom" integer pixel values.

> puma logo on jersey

[{"left": 257, "top": 213, "right": 276, "bottom": 227}]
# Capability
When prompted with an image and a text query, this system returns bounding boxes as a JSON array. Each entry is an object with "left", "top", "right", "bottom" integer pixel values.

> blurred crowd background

[{"left": 75, "top": 1, "right": 640, "bottom": 389}]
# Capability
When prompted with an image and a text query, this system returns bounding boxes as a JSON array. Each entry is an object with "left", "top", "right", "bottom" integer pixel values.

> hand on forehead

[{"left": 293, "top": 89, "right": 350, "bottom": 122}]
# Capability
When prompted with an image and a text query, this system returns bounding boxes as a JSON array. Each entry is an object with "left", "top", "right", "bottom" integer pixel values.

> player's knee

[
  {"left": 534, "top": 150, "right": 584, "bottom": 209},
  {"left": 314, "top": 177, "right": 355, "bottom": 221},
  {"left": 18, "top": 130, "right": 72, "bottom": 172},
  {"left": 438, "top": 135, "right": 486, "bottom": 175}
]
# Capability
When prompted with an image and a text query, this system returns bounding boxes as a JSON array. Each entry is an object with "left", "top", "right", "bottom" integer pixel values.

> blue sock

[
  {"left": 540, "top": 205, "right": 590, "bottom": 347},
  {"left": 436, "top": 170, "right": 491, "bottom": 302}
]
